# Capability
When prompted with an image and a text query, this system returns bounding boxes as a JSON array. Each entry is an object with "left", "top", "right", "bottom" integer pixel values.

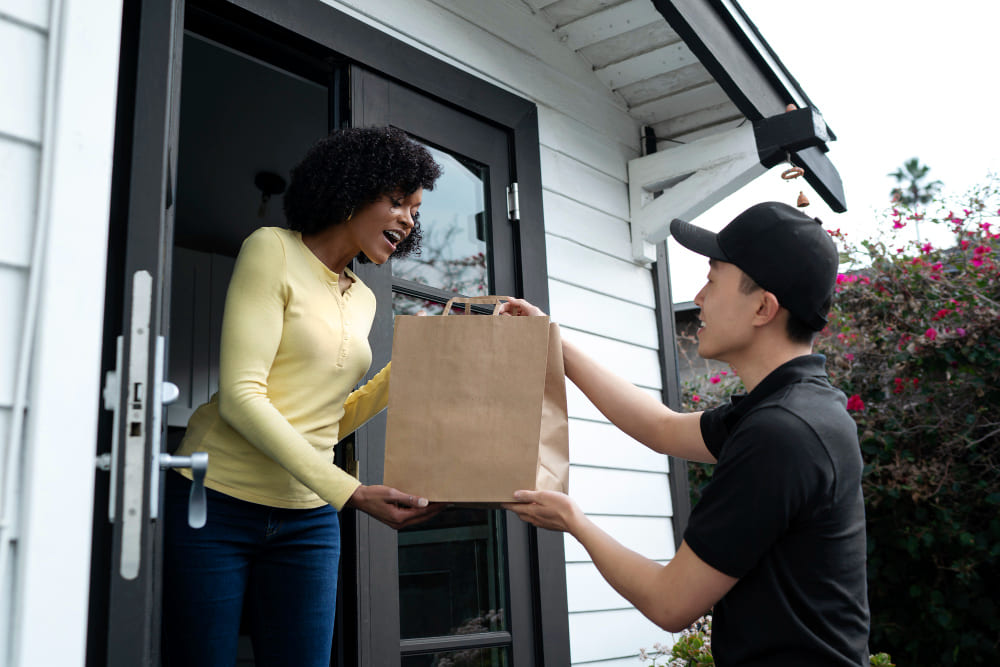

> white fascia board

[
  {"left": 627, "top": 123, "right": 765, "bottom": 263},
  {"left": 13, "top": 0, "right": 122, "bottom": 665}
]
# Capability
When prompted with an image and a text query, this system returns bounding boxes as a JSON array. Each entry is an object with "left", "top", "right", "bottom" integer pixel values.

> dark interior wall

[{"left": 174, "top": 33, "right": 327, "bottom": 256}]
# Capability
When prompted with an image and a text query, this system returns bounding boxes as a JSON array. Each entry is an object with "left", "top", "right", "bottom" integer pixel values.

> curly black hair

[{"left": 283, "top": 126, "right": 442, "bottom": 261}]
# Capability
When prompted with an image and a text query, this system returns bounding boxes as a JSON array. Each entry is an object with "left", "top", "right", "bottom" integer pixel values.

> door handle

[
  {"left": 159, "top": 453, "right": 208, "bottom": 528},
  {"left": 97, "top": 271, "right": 210, "bottom": 579}
]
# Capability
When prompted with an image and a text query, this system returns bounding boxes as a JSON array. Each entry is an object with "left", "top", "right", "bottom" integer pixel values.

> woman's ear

[{"left": 752, "top": 291, "right": 782, "bottom": 327}]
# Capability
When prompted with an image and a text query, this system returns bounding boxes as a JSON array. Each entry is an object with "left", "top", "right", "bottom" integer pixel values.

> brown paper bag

[{"left": 382, "top": 295, "right": 569, "bottom": 503}]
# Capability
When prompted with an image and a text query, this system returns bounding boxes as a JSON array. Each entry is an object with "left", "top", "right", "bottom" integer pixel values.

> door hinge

[{"left": 506, "top": 182, "right": 520, "bottom": 222}]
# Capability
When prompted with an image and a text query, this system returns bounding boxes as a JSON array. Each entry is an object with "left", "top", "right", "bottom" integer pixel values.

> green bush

[
  {"left": 639, "top": 615, "right": 895, "bottom": 666},
  {"left": 682, "top": 176, "right": 1000, "bottom": 664}
]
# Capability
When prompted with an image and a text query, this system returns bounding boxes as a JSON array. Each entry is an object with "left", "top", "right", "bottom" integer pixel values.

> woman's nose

[{"left": 400, "top": 210, "right": 415, "bottom": 229}]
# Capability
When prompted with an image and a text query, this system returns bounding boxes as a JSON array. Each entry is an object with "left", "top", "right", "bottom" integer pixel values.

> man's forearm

[{"left": 561, "top": 338, "right": 712, "bottom": 462}]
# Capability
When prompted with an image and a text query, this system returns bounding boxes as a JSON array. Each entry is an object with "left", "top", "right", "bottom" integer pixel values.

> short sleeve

[
  {"left": 684, "top": 408, "right": 831, "bottom": 578},
  {"left": 700, "top": 402, "right": 734, "bottom": 459}
]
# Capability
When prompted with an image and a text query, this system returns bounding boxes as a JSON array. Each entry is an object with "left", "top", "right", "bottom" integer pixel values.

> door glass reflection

[
  {"left": 397, "top": 508, "right": 508, "bottom": 640},
  {"left": 401, "top": 646, "right": 509, "bottom": 667},
  {"left": 392, "top": 143, "right": 490, "bottom": 302}
]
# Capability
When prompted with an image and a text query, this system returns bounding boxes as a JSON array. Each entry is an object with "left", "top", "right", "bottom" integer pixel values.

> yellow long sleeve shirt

[{"left": 174, "top": 226, "right": 388, "bottom": 509}]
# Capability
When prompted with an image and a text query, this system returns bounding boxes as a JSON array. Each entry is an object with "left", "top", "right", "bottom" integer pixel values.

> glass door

[{"left": 349, "top": 67, "right": 536, "bottom": 666}]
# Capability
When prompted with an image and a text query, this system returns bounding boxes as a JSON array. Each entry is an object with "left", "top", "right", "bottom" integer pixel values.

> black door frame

[{"left": 90, "top": 0, "right": 185, "bottom": 664}]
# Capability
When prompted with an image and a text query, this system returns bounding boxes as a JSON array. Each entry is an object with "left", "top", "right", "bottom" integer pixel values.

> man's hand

[
  {"left": 502, "top": 489, "right": 585, "bottom": 535},
  {"left": 346, "top": 485, "right": 445, "bottom": 529},
  {"left": 497, "top": 297, "right": 547, "bottom": 318}
]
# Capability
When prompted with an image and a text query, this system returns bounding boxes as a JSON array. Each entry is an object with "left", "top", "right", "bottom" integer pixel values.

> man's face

[{"left": 692, "top": 260, "right": 763, "bottom": 363}]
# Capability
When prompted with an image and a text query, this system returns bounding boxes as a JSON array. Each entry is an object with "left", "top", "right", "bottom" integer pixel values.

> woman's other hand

[
  {"left": 497, "top": 297, "right": 547, "bottom": 317},
  {"left": 346, "top": 484, "right": 445, "bottom": 529}
]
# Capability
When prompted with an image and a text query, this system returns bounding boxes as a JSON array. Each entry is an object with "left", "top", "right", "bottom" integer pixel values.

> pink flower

[
  {"left": 921, "top": 243, "right": 933, "bottom": 254},
  {"left": 925, "top": 328, "right": 938, "bottom": 340},
  {"left": 691, "top": 394, "right": 701, "bottom": 403},
  {"left": 960, "top": 240, "right": 970, "bottom": 249},
  {"left": 721, "top": 370, "right": 728, "bottom": 376},
  {"left": 893, "top": 219, "right": 906, "bottom": 229},
  {"left": 932, "top": 308, "right": 951, "bottom": 321},
  {"left": 709, "top": 375, "right": 721, "bottom": 384},
  {"left": 956, "top": 327, "right": 966, "bottom": 336},
  {"left": 974, "top": 245, "right": 992, "bottom": 256},
  {"left": 845, "top": 353, "right": 855, "bottom": 361},
  {"left": 972, "top": 257, "right": 984, "bottom": 267},
  {"left": 846, "top": 394, "right": 865, "bottom": 412}
]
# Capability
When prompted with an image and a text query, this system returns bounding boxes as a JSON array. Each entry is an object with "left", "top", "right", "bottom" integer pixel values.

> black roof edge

[{"left": 650, "top": 0, "right": 847, "bottom": 212}]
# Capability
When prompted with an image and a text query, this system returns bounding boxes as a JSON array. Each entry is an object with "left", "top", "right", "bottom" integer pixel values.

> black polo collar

[{"left": 718, "top": 354, "right": 829, "bottom": 434}]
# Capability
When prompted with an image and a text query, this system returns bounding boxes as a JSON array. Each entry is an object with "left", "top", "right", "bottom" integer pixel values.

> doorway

[{"left": 91, "top": 2, "right": 564, "bottom": 664}]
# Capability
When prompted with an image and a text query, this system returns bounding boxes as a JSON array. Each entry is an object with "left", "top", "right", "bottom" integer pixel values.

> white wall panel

[
  {"left": 567, "top": 559, "right": 669, "bottom": 612},
  {"left": 537, "top": 105, "right": 636, "bottom": 183},
  {"left": 540, "top": 146, "right": 629, "bottom": 220},
  {"left": 573, "top": 656, "right": 660, "bottom": 667},
  {"left": 548, "top": 281, "right": 657, "bottom": 348},
  {"left": 0, "top": 139, "right": 39, "bottom": 268},
  {"left": 557, "top": 329, "right": 662, "bottom": 390},
  {"left": 0, "top": 19, "right": 46, "bottom": 143},
  {"left": 0, "top": 267, "right": 27, "bottom": 406},
  {"left": 333, "top": 0, "right": 637, "bottom": 148},
  {"left": 563, "top": 515, "right": 675, "bottom": 562},
  {"left": 546, "top": 236, "right": 655, "bottom": 307},
  {"left": 0, "top": 0, "right": 49, "bottom": 29},
  {"left": 571, "top": 466, "right": 672, "bottom": 516},
  {"left": 569, "top": 418, "right": 668, "bottom": 473},
  {"left": 543, "top": 191, "right": 632, "bottom": 260},
  {"left": 566, "top": 379, "right": 663, "bottom": 423},
  {"left": 569, "top": 607, "right": 674, "bottom": 664}
]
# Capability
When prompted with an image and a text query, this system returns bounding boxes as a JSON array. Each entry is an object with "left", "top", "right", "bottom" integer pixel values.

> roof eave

[{"left": 650, "top": 0, "right": 846, "bottom": 212}]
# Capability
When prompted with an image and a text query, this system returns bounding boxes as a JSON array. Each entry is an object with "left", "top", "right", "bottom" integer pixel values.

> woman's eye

[
  {"left": 390, "top": 198, "right": 402, "bottom": 208},
  {"left": 412, "top": 210, "right": 421, "bottom": 222}
]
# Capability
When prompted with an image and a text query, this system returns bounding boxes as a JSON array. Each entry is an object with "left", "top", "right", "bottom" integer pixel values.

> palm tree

[{"left": 889, "top": 157, "right": 943, "bottom": 242}]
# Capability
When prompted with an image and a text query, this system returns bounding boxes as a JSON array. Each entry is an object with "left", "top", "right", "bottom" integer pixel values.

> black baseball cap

[{"left": 669, "top": 202, "right": 839, "bottom": 331}]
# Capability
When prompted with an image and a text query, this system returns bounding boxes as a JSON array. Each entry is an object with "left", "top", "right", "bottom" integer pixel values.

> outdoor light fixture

[{"left": 754, "top": 106, "right": 831, "bottom": 168}]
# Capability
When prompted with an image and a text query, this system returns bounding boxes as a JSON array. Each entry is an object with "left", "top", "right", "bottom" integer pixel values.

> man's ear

[{"left": 752, "top": 291, "right": 782, "bottom": 327}]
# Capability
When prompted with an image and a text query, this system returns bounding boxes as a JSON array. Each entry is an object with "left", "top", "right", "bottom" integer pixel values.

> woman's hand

[
  {"left": 346, "top": 484, "right": 445, "bottom": 529},
  {"left": 497, "top": 297, "right": 547, "bottom": 317},
  {"left": 502, "top": 489, "right": 585, "bottom": 535}
]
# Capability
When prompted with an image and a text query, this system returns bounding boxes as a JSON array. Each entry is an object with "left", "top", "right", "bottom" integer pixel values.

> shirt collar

[{"left": 726, "top": 354, "right": 828, "bottom": 423}]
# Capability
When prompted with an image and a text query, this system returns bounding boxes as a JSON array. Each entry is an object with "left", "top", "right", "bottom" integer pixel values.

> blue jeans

[{"left": 161, "top": 472, "right": 340, "bottom": 667}]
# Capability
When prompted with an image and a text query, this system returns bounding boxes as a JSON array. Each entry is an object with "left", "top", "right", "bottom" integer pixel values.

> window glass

[{"left": 392, "top": 144, "right": 490, "bottom": 300}]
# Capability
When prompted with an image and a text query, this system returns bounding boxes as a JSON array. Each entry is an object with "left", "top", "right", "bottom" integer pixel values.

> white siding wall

[
  {"left": 327, "top": 0, "right": 679, "bottom": 662},
  {"left": 0, "top": 1, "right": 122, "bottom": 665}
]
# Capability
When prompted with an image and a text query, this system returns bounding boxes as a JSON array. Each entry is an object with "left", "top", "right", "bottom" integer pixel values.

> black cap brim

[{"left": 669, "top": 218, "right": 727, "bottom": 261}]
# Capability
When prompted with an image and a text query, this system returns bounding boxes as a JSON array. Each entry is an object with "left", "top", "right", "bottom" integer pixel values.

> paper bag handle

[{"left": 443, "top": 295, "right": 512, "bottom": 316}]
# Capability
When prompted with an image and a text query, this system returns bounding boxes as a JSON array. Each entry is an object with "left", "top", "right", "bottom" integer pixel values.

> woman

[{"left": 162, "top": 127, "right": 442, "bottom": 667}]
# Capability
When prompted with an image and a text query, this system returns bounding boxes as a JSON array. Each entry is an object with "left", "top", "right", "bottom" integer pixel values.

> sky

[{"left": 667, "top": 1, "right": 1000, "bottom": 302}]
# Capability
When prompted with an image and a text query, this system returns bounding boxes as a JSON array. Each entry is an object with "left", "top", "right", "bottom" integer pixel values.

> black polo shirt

[{"left": 684, "top": 355, "right": 869, "bottom": 666}]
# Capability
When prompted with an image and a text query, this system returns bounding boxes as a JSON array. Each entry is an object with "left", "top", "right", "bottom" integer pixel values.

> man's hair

[{"left": 737, "top": 270, "right": 821, "bottom": 345}]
